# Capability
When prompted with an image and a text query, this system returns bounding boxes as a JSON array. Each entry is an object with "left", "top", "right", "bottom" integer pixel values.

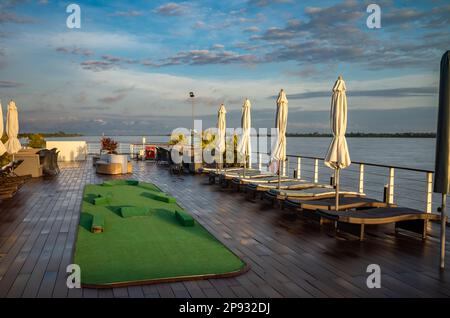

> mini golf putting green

[{"left": 74, "top": 180, "right": 247, "bottom": 287}]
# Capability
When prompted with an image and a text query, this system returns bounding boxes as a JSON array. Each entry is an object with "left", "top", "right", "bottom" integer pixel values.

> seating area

[
  {"left": 0, "top": 160, "right": 31, "bottom": 199},
  {"left": 205, "top": 168, "right": 444, "bottom": 242},
  {"left": 94, "top": 153, "right": 133, "bottom": 175}
]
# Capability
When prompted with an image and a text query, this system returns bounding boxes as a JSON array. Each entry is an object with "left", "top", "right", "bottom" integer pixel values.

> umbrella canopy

[
  {"left": 5, "top": 100, "right": 21, "bottom": 155},
  {"left": 271, "top": 89, "right": 289, "bottom": 163},
  {"left": 237, "top": 99, "right": 252, "bottom": 173},
  {"left": 215, "top": 103, "right": 227, "bottom": 156},
  {"left": 271, "top": 89, "right": 289, "bottom": 188},
  {"left": 324, "top": 76, "right": 351, "bottom": 170},
  {"left": 433, "top": 50, "right": 450, "bottom": 270},
  {"left": 0, "top": 100, "right": 6, "bottom": 156},
  {"left": 324, "top": 76, "right": 351, "bottom": 211}
]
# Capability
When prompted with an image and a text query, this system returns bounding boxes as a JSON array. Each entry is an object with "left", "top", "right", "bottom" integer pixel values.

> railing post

[
  {"left": 283, "top": 159, "right": 287, "bottom": 177},
  {"left": 258, "top": 153, "right": 262, "bottom": 171},
  {"left": 426, "top": 172, "right": 433, "bottom": 213},
  {"left": 314, "top": 159, "right": 319, "bottom": 183},
  {"left": 358, "top": 164, "right": 365, "bottom": 194},
  {"left": 297, "top": 157, "right": 301, "bottom": 179},
  {"left": 388, "top": 168, "right": 395, "bottom": 204}
]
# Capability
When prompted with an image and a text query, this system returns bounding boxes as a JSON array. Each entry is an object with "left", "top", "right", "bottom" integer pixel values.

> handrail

[{"left": 285, "top": 154, "right": 434, "bottom": 174}]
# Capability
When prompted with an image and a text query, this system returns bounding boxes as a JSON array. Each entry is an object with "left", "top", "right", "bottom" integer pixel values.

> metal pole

[
  {"left": 278, "top": 160, "right": 281, "bottom": 189},
  {"left": 441, "top": 193, "right": 446, "bottom": 270},
  {"left": 335, "top": 167, "right": 340, "bottom": 211},
  {"left": 358, "top": 164, "right": 365, "bottom": 194},
  {"left": 191, "top": 98, "right": 194, "bottom": 152}
]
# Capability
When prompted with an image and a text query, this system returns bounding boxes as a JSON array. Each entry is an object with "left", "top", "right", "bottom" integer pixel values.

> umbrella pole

[
  {"left": 278, "top": 160, "right": 281, "bottom": 190},
  {"left": 441, "top": 193, "right": 446, "bottom": 270},
  {"left": 243, "top": 154, "right": 246, "bottom": 178},
  {"left": 335, "top": 167, "right": 340, "bottom": 212}
]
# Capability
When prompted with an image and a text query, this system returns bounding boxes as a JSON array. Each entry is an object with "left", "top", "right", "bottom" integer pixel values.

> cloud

[
  {"left": 153, "top": 2, "right": 189, "bottom": 16},
  {"left": 243, "top": 26, "right": 260, "bottom": 33},
  {"left": 383, "top": 4, "right": 450, "bottom": 29},
  {"left": 0, "top": 80, "right": 23, "bottom": 88},
  {"left": 98, "top": 93, "right": 127, "bottom": 104},
  {"left": 110, "top": 10, "right": 144, "bottom": 17},
  {"left": 0, "top": 11, "right": 34, "bottom": 24},
  {"left": 56, "top": 47, "right": 94, "bottom": 57},
  {"left": 101, "top": 55, "right": 122, "bottom": 63},
  {"left": 160, "top": 49, "right": 260, "bottom": 66},
  {"left": 247, "top": 0, "right": 292, "bottom": 7},
  {"left": 80, "top": 60, "right": 117, "bottom": 72},
  {"left": 192, "top": 21, "right": 206, "bottom": 29},
  {"left": 244, "top": 1, "right": 447, "bottom": 71},
  {"left": 286, "top": 87, "right": 438, "bottom": 100}
]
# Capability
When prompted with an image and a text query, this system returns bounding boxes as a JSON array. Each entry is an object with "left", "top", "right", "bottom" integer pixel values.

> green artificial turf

[{"left": 74, "top": 181, "right": 246, "bottom": 286}]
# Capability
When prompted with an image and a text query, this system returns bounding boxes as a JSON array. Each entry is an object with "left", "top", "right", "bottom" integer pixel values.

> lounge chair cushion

[{"left": 317, "top": 207, "right": 441, "bottom": 224}]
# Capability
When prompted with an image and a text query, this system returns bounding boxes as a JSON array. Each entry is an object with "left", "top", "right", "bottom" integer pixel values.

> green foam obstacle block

[
  {"left": 175, "top": 210, "right": 194, "bottom": 227},
  {"left": 143, "top": 191, "right": 176, "bottom": 203},
  {"left": 103, "top": 180, "right": 139, "bottom": 187},
  {"left": 120, "top": 206, "right": 150, "bottom": 218},
  {"left": 93, "top": 196, "right": 108, "bottom": 205},
  {"left": 138, "top": 183, "right": 161, "bottom": 192},
  {"left": 91, "top": 215, "right": 105, "bottom": 233}
]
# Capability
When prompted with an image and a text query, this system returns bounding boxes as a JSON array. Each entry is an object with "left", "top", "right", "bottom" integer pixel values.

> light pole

[{"left": 189, "top": 92, "right": 195, "bottom": 149}]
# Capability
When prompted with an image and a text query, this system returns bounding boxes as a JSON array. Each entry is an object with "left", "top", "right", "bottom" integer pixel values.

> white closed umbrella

[
  {"left": 324, "top": 76, "right": 351, "bottom": 211},
  {"left": 215, "top": 103, "right": 227, "bottom": 171},
  {"left": 237, "top": 98, "right": 252, "bottom": 177},
  {"left": 5, "top": 100, "right": 22, "bottom": 156},
  {"left": 271, "top": 89, "right": 288, "bottom": 189},
  {"left": 0, "top": 100, "right": 6, "bottom": 156}
]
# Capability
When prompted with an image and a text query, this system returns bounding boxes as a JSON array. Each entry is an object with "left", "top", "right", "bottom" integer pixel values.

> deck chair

[
  {"left": 316, "top": 207, "right": 442, "bottom": 241},
  {"left": 285, "top": 196, "right": 392, "bottom": 211},
  {"left": 217, "top": 169, "right": 272, "bottom": 187},
  {"left": 230, "top": 175, "right": 297, "bottom": 191},
  {"left": 246, "top": 180, "right": 324, "bottom": 200},
  {"left": 201, "top": 166, "right": 242, "bottom": 174},
  {"left": 264, "top": 186, "right": 363, "bottom": 206},
  {"left": 204, "top": 167, "right": 243, "bottom": 184}
]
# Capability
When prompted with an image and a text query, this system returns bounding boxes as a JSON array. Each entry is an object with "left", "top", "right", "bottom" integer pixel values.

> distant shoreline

[
  {"left": 285, "top": 132, "right": 436, "bottom": 138},
  {"left": 20, "top": 132, "right": 436, "bottom": 138}
]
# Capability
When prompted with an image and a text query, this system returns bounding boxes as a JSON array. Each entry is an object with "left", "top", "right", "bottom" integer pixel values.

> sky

[{"left": 0, "top": 0, "right": 449, "bottom": 134}]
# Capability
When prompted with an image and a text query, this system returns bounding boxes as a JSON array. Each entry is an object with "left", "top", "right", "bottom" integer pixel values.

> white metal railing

[{"left": 251, "top": 151, "right": 440, "bottom": 214}]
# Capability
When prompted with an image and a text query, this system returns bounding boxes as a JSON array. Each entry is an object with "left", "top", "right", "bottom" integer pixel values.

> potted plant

[{"left": 100, "top": 137, "right": 118, "bottom": 154}]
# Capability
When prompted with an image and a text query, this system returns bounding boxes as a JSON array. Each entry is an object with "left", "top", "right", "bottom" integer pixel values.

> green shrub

[{"left": 28, "top": 134, "right": 46, "bottom": 148}]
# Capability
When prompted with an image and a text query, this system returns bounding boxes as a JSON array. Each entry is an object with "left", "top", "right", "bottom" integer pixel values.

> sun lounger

[
  {"left": 263, "top": 186, "right": 364, "bottom": 207},
  {"left": 246, "top": 180, "right": 323, "bottom": 200},
  {"left": 230, "top": 175, "right": 298, "bottom": 191},
  {"left": 200, "top": 166, "right": 242, "bottom": 174},
  {"left": 206, "top": 167, "right": 248, "bottom": 184},
  {"left": 285, "top": 196, "right": 392, "bottom": 211},
  {"left": 264, "top": 185, "right": 338, "bottom": 200},
  {"left": 316, "top": 207, "right": 442, "bottom": 241},
  {"left": 216, "top": 169, "right": 273, "bottom": 187}
]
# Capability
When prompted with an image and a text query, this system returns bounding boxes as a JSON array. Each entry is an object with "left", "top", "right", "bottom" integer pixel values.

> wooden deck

[{"left": 1, "top": 158, "right": 450, "bottom": 298}]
